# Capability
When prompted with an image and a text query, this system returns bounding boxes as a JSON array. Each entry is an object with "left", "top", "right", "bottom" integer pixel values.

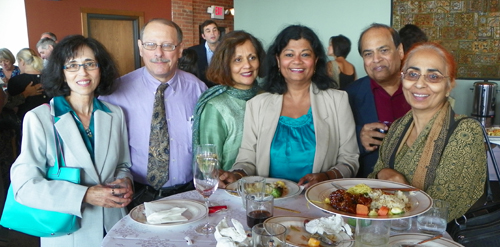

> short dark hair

[
  {"left": 358, "top": 23, "right": 401, "bottom": 55},
  {"left": 140, "top": 18, "right": 183, "bottom": 43},
  {"left": 200, "top": 20, "right": 218, "bottom": 33},
  {"left": 330, "top": 35, "right": 351, "bottom": 58},
  {"left": 41, "top": 32, "right": 57, "bottom": 41},
  {"left": 206, "top": 30, "right": 265, "bottom": 87},
  {"left": 263, "top": 25, "right": 335, "bottom": 94},
  {"left": 178, "top": 49, "right": 199, "bottom": 77},
  {"left": 399, "top": 24, "right": 428, "bottom": 53},
  {"left": 36, "top": 37, "right": 56, "bottom": 49},
  {"left": 42, "top": 35, "right": 119, "bottom": 97}
]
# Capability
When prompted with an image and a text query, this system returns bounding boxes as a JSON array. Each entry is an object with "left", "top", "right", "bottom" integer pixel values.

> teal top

[
  {"left": 53, "top": 96, "right": 111, "bottom": 163},
  {"left": 269, "top": 108, "right": 316, "bottom": 182}
]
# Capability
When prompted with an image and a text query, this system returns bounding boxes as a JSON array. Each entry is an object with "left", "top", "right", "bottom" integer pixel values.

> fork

[{"left": 401, "top": 234, "right": 443, "bottom": 247}]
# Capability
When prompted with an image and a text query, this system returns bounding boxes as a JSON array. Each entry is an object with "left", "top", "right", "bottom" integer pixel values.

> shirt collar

[
  {"left": 53, "top": 95, "right": 111, "bottom": 118},
  {"left": 142, "top": 67, "right": 179, "bottom": 89},
  {"left": 370, "top": 78, "right": 404, "bottom": 96}
]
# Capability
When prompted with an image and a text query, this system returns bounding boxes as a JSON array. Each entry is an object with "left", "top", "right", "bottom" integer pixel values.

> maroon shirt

[{"left": 370, "top": 78, "right": 411, "bottom": 125}]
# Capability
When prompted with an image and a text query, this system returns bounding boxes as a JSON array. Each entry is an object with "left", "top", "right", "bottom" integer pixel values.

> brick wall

[{"left": 172, "top": 0, "right": 234, "bottom": 48}]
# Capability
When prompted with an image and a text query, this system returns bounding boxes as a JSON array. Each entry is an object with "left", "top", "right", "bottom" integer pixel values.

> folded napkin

[
  {"left": 144, "top": 202, "right": 188, "bottom": 224},
  {"left": 305, "top": 214, "right": 352, "bottom": 236},
  {"left": 214, "top": 217, "right": 250, "bottom": 247}
]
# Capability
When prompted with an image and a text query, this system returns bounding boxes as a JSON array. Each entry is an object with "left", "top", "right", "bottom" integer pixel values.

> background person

[
  {"left": 327, "top": 35, "right": 357, "bottom": 89},
  {"left": 345, "top": 23, "right": 410, "bottom": 178},
  {"left": 399, "top": 24, "right": 428, "bottom": 54},
  {"left": 188, "top": 20, "right": 221, "bottom": 88},
  {"left": 178, "top": 49, "right": 199, "bottom": 77},
  {"left": 0, "top": 48, "right": 21, "bottom": 86},
  {"left": 368, "top": 42, "right": 486, "bottom": 221},
  {"left": 219, "top": 25, "right": 359, "bottom": 189},
  {"left": 10, "top": 35, "right": 133, "bottom": 247},
  {"left": 40, "top": 31, "right": 57, "bottom": 42},
  {"left": 193, "top": 30, "right": 265, "bottom": 171},
  {"left": 36, "top": 37, "right": 56, "bottom": 65}
]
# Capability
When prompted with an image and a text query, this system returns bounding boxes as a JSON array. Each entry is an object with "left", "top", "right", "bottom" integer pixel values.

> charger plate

[{"left": 129, "top": 199, "right": 207, "bottom": 226}]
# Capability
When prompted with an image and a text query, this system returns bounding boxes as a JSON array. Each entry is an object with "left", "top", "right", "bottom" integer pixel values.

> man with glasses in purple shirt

[{"left": 100, "top": 18, "right": 207, "bottom": 209}]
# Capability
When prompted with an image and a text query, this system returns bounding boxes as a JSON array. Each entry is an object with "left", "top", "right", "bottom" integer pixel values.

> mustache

[{"left": 150, "top": 58, "right": 171, "bottom": 63}]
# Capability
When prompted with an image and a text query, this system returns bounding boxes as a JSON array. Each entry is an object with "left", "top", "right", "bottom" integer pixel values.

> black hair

[
  {"left": 42, "top": 35, "right": 119, "bottom": 97},
  {"left": 263, "top": 25, "right": 335, "bottom": 94},
  {"left": 399, "top": 24, "right": 428, "bottom": 53},
  {"left": 329, "top": 35, "right": 351, "bottom": 58},
  {"left": 178, "top": 49, "right": 199, "bottom": 77}
]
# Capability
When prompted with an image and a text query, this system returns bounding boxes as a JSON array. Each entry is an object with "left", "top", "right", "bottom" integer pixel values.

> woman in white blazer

[
  {"left": 219, "top": 25, "right": 359, "bottom": 189},
  {"left": 10, "top": 35, "right": 133, "bottom": 247}
]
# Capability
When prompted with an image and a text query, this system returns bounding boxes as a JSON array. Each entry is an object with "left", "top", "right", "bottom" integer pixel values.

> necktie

[{"left": 147, "top": 83, "right": 170, "bottom": 190}]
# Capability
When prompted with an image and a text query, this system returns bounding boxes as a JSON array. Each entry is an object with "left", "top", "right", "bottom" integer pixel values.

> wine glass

[{"left": 193, "top": 144, "right": 219, "bottom": 234}]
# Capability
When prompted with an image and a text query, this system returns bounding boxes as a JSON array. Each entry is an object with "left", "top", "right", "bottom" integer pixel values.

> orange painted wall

[{"left": 24, "top": 0, "right": 172, "bottom": 50}]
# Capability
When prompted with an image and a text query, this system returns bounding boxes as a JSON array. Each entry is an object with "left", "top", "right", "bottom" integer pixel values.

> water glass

[
  {"left": 238, "top": 176, "right": 266, "bottom": 207},
  {"left": 252, "top": 222, "right": 287, "bottom": 247},
  {"left": 246, "top": 193, "right": 273, "bottom": 229},
  {"left": 417, "top": 199, "right": 449, "bottom": 234},
  {"left": 355, "top": 219, "right": 390, "bottom": 247},
  {"left": 391, "top": 217, "right": 412, "bottom": 232}
]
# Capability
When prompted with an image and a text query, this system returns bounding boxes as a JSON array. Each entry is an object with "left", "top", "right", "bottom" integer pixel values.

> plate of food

[
  {"left": 264, "top": 216, "right": 353, "bottom": 247},
  {"left": 129, "top": 199, "right": 207, "bottom": 226},
  {"left": 486, "top": 126, "right": 500, "bottom": 144},
  {"left": 225, "top": 177, "right": 302, "bottom": 200},
  {"left": 388, "top": 233, "right": 464, "bottom": 247},
  {"left": 305, "top": 178, "right": 432, "bottom": 220}
]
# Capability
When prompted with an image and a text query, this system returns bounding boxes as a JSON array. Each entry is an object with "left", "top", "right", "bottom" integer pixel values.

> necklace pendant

[{"left": 85, "top": 128, "right": 93, "bottom": 138}]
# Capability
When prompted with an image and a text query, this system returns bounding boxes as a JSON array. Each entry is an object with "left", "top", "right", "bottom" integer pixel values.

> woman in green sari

[
  {"left": 192, "top": 31, "right": 265, "bottom": 171},
  {"left": 368, "top": 42, "right": 487, "bottom": 221}
]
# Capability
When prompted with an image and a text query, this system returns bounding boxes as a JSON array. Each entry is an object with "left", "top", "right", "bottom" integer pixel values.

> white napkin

[
  {"left": 214, "top": 217, "right": 250, "bottom": 247},
  {"left": 144, "top": 202, "right": 188, "bottom": 224},
  {"left": 305, "top": 214, "right": 352, "bottom": 236}
]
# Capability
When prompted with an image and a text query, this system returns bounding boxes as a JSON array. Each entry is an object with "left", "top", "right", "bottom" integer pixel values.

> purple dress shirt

[{"left": 100, "top": 67, "right": 207, "bottom": 187}]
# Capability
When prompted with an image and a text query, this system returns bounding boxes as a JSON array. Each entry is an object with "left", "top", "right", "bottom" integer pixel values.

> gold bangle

[{"left": 233, "top": 170, "right": 245, "bottom": 179}]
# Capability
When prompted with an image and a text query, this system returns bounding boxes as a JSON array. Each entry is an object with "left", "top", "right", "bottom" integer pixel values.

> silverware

[
  {"left": 331, "top": 183, "right": 419, "bottom": 192},
  {"left": 303, "top": 219, "right": 334, "bottom": 246},
  {"left": 401, "top": 234, "right": 443, "bottom": 247},
  {"left": 331, "top": 182, "right": 347, "bottom": 190}
]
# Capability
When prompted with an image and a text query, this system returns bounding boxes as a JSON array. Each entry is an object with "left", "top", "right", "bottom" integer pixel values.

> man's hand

[
  {"left": 22, "top": 82, "right": 44, "bottom": 98},
  {"left": 360, "top": 122, "right": 389, "bottom": 151}
]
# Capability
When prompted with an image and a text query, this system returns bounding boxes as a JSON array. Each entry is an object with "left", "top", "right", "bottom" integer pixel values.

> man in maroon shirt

[{"left": 345, "top": 23, "right": 410, "bottom": 177}]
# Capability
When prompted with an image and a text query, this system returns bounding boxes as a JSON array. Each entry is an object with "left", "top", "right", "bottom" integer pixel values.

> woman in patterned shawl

[
  {"left": 368, "top": 42, "right": 487, "bottom": 221},
  {"left": 192, "top": 30, "right": 265, "bottom": 171}
]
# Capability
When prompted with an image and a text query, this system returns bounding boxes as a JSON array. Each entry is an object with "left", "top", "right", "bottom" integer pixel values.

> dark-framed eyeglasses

[
  {"left": 63, "top": 61, "right": 99, "bottom": 72},
  {"left": 401, "top": 71, "right": 449, "bottom": 83},
  {"left": 141, "top": 42, "right": 178, "bottom": 51}
]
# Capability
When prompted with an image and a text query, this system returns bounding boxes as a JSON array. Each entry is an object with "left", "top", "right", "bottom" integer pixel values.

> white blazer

[
  {"left": 233, "top": 83, "right": 359, "bottom": 178},
  {"left": 10, "top": 99, "right": 132, "bottom": 247}
]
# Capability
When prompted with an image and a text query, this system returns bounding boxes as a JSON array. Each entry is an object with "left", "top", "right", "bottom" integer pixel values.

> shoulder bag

[
  {"left": 446, "top": 118, "right": 500, "bottom": 246},
  {"left": 0, "top": 105, "right": 81, "bottom": 237}
]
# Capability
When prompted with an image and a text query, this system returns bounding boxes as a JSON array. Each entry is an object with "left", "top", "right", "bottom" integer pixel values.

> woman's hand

[
  {"left": 218, "top": 170, "right": 244, "bottom": 188},
  {"left": 83, "top": 178, "right": 133, "bottom": 208},
  {"left": 21, "top": 82, "right": 43, "bottom": 98},
  {"left": 297, "top": 172, "right": 329, "bottom": 189},
  {"left": 376, "top": 168, "right": 409, "bottom": 184}
]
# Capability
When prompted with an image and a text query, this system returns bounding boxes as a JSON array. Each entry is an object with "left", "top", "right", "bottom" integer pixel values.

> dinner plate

[
  {"left": 225, "top": 177, "right": 302, "bottom": 200},
  {"left": 264, "top": 216, "right": 353, "bottom": 247},
  {"left": 388, "top": 233, "right": 464, "bottom": 247},
  {"left": 305, "top": 178, "right": 432, "bottom": 220},
  {"left": 129, "top": 199, "right": 207, "bottom": 226}
]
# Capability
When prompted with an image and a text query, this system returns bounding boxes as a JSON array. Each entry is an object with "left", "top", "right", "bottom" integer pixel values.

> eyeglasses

[
  {"left": 63, "top": 61, "right": 99, "bottom": 72},
  {"left": 401, "top": 71, "right": 449, "bottom": 83},
  {"left": 141, "top": 42, "right": 178, "bottom": 51}
]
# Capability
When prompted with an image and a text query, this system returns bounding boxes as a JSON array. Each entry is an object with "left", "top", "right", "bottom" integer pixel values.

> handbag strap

[{"left": 44, "top": 103, "right": 66, "bottom": 169}]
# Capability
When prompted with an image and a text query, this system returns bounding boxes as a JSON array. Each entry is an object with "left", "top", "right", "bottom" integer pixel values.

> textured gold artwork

[{"left": 392, "top": 0, "right": 500, "bottom": 79}]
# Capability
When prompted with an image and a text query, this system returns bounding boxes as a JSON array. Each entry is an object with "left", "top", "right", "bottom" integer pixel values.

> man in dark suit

[
  {"left": 188, "top": 20, "right": 221, "bottom": 87},
  {"left": 345, "top": 23, "right": 410, "bottom": 178}
]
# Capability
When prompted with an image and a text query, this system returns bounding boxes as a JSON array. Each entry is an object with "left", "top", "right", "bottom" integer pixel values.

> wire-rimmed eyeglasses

[
  {"left": 63, "top": 61, "right": 99, "bottom": 72},
  {"left": 401, "top": 71, "right": 449, "bottom": 83},
  {"left": 141, "top": 42, "right": 178, "bottom": 51}
]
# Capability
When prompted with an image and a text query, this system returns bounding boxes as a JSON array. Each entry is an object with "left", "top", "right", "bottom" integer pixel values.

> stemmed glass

[{"left": 193, "top": 144, "right": 219, "bottom": 234}]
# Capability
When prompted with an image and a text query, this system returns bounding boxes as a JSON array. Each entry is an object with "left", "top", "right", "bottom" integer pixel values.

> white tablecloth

[{"left": 101, "top": 188, "right": 454, "bottom": 247}]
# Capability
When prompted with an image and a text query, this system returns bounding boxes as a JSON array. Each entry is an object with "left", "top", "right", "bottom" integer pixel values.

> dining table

[{"left": 101, "top": 186, "right": 456, "bottom": 247}]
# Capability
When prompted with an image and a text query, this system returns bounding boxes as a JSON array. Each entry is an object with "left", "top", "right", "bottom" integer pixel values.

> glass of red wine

[{"left": 246, "top": 193, "right": 274, "bottom": 229}]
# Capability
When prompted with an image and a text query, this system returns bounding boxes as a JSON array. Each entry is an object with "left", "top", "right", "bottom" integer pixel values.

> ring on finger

[{"left": 112, "top": 188, "right": 115, "bottom": 195}]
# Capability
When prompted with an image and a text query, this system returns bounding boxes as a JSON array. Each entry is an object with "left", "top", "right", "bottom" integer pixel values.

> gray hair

[
  {"left": 140, "top": 18, "right": 183, "bottom": 43},
  {"left": 36, "top": 37, "right": 56, "bottom": 49}
]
